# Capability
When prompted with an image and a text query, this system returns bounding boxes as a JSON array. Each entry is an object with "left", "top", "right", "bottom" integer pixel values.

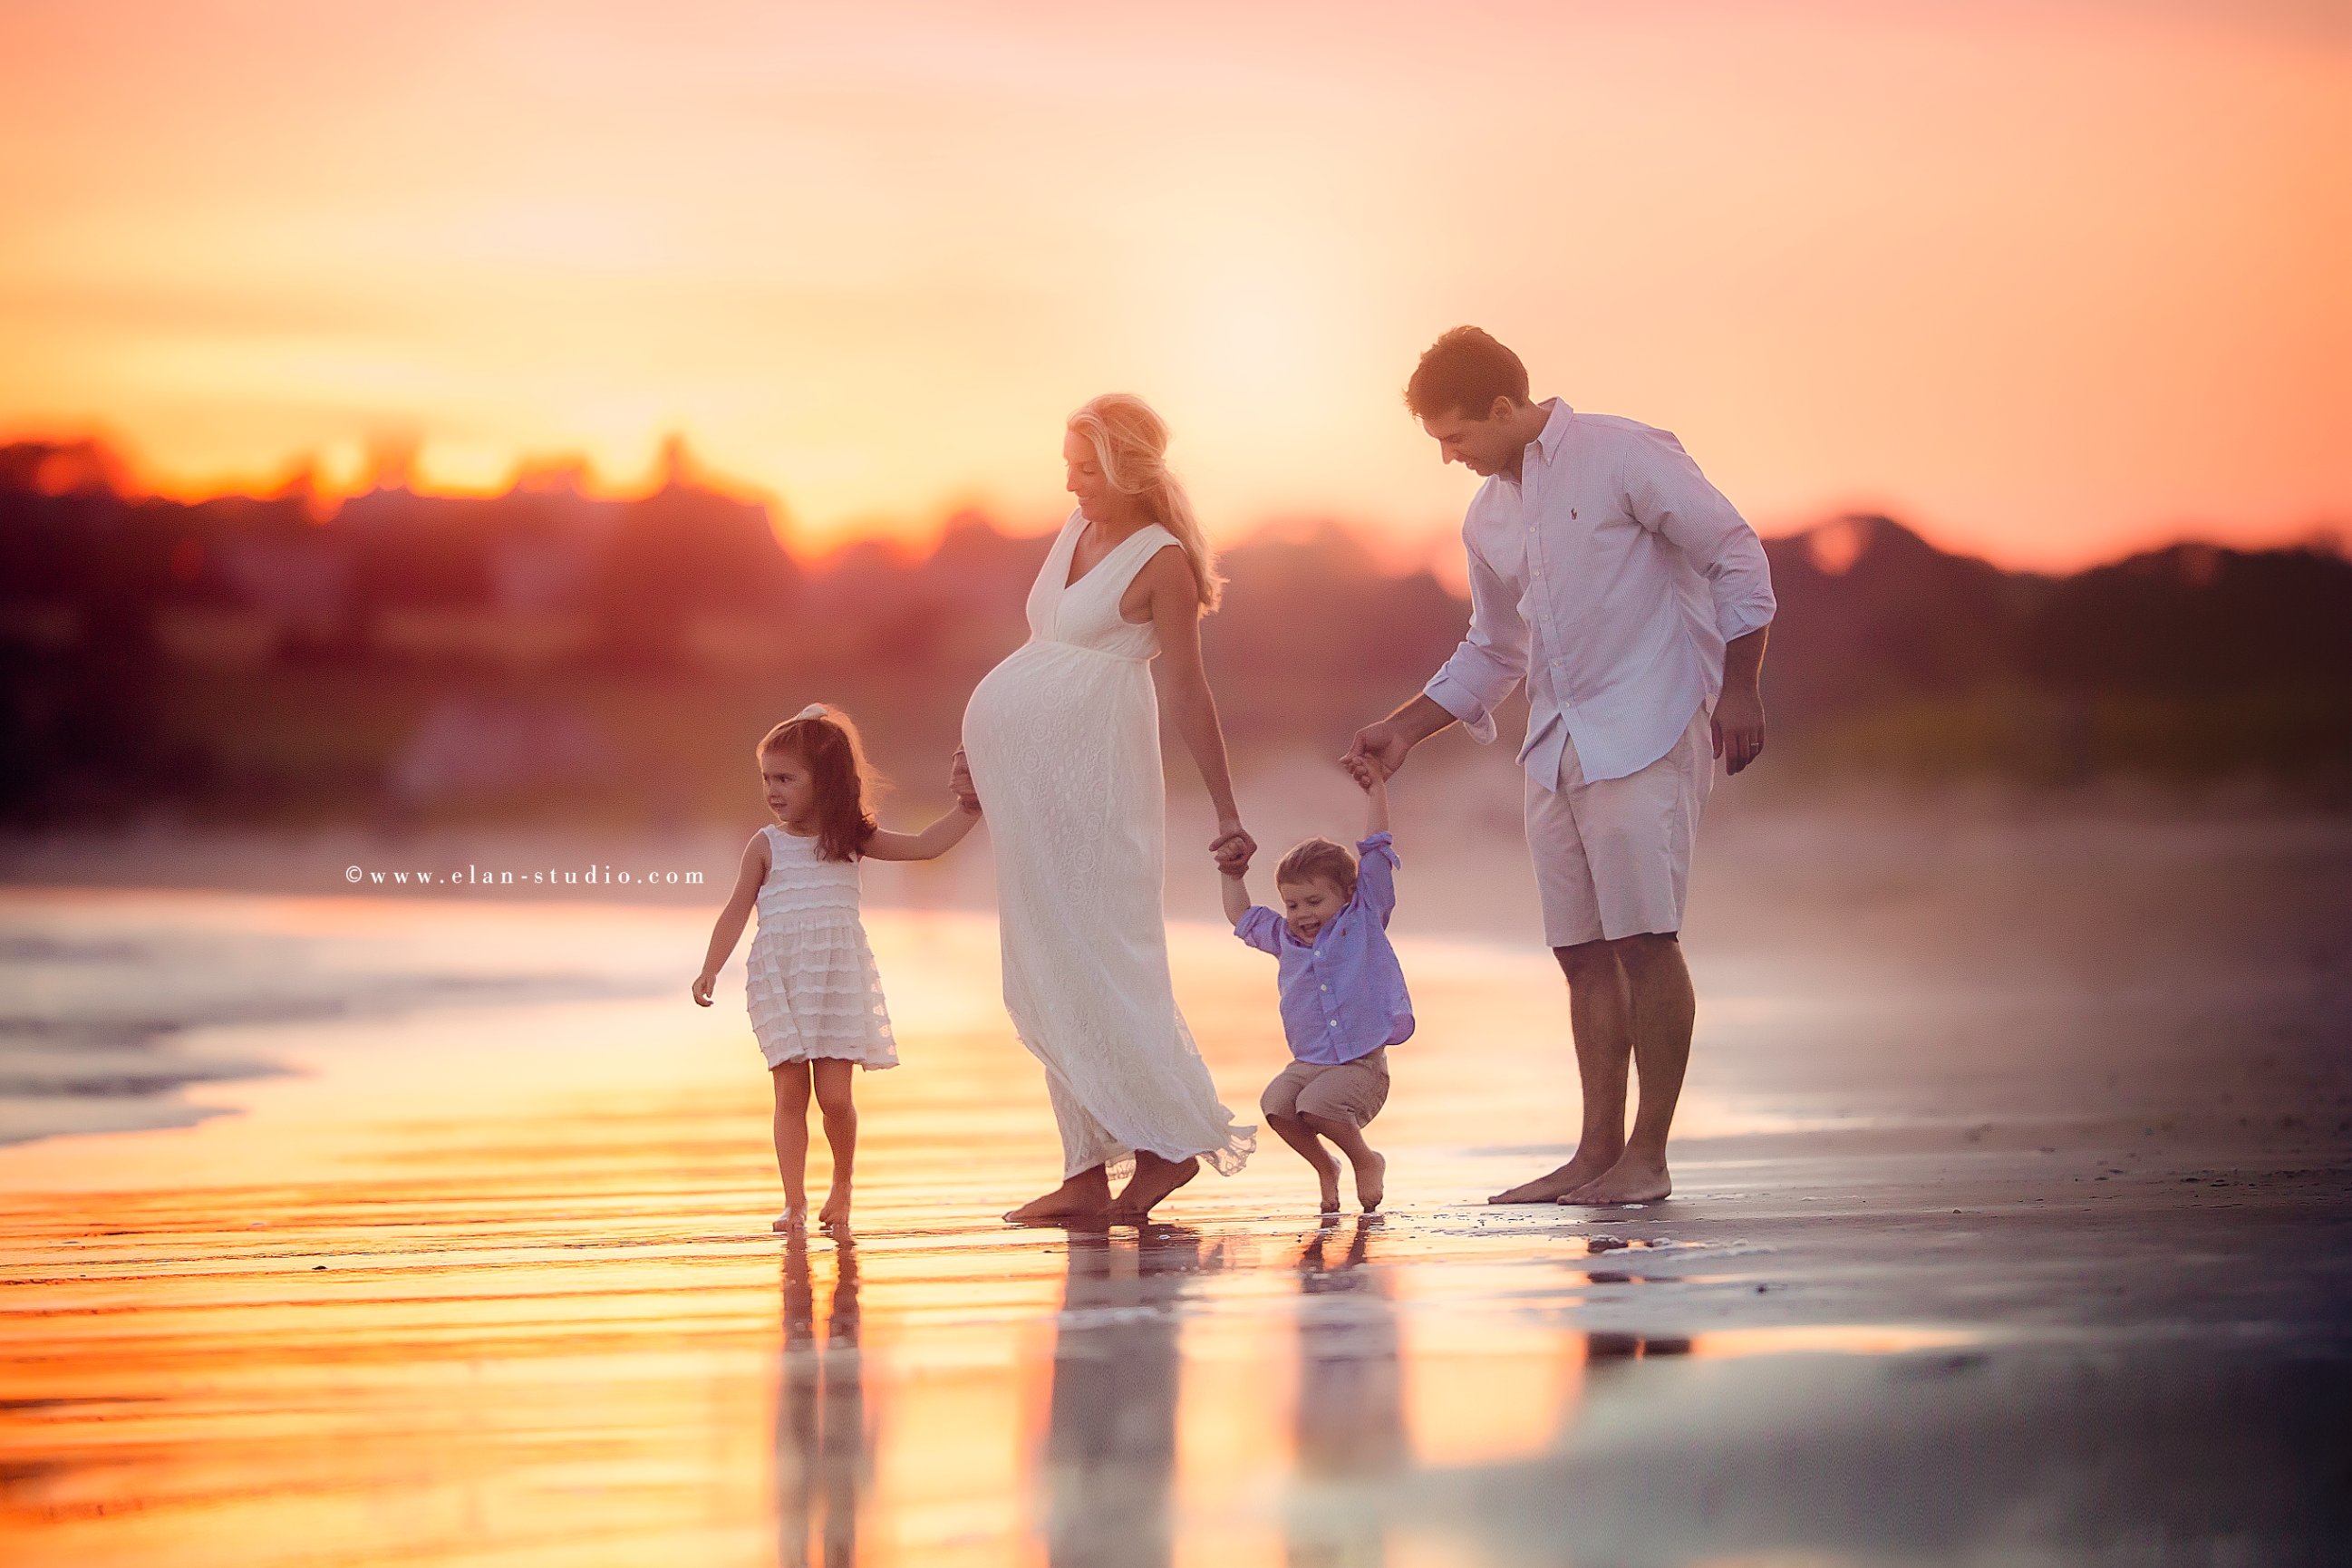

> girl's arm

[
  {"left": 861, "top": 800, "right": 983, "bottom": 863},
  {"left": 1219, "top": 867, "right": 1251, "bottom": 929},
  {"left": 1143, "top": 548, "right": 1255, "bottom": 872},
  {"left": 692, "top": 833, "right": 769, "bottom": 1004}
]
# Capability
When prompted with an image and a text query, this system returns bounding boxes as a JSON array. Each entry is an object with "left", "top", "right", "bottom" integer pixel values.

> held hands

[
  {"left": 691, "top": 970, "right": 717, "bottom": 1007},
  {"left": 1344, "top": 720, "right": 1410, "bottom": 782},
  {"left": 1710, "top": 689, "right": 1766, "bottom": 776},
  {"left": 949, "top": 747, "right": 982, "bottom": 813},
  {"left": 1210, "top": 817, "right": 1256, "bottom": 876},
  {"left": 1341, "top": 753, "right": 1387, "bottom": 793}
]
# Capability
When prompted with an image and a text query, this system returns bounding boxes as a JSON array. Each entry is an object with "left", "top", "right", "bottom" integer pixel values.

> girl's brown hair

[
  {"left": 1275, "top": 837, "right": 1358, "bottom": 899},
  {"left": 755, "top": 705, "right": 881, "bottom": 863}
]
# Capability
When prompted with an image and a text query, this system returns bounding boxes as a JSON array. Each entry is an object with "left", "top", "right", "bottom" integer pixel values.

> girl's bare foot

[
  {"left": 817, "top": 1186, "right": 851, "bottom": 1228},
  {"left": 772, "top": 1206, "right": 808, "bottom": 1233},
  {"left": 1353, "top": 1149, "right": 1386, "bottom": 1212},
  {"left": 1107, "top": 1151, "right": 1198, "bottom": 1222},
  {"left": 1004, "top": 1166, "right": 1112, "bottom": 1225}
]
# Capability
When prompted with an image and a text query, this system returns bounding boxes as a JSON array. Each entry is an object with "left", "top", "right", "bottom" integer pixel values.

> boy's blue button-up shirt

[{"left": 1234, "top": 832, "right": 1415, "bottom": 1065}]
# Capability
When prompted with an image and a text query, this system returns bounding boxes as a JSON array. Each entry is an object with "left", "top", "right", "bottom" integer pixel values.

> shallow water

[{"left": 1, "top": 886, "right": 2345, "bottom": 1565}]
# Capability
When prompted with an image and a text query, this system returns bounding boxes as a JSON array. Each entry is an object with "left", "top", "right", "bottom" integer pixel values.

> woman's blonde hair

[{"left": 1068, "top": 392, "right": 1222, "bottom": 613}]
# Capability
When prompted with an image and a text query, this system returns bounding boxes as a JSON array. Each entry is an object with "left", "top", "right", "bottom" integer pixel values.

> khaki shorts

[
  {"left": 1525, "top": 702, "right": 1714, "bottom": 948},
  {"left": 1261, "top": 1048, "right": 1390, "bottom": 1129}
]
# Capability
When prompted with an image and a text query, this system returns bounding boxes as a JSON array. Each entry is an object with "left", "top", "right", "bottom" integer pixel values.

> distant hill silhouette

[{"left": 1, "top": 440, "right": 2344, "bottom": 821}]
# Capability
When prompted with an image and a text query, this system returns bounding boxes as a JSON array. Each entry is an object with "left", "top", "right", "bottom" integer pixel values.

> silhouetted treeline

[{"left": 2, "top": 439, "right": 2346, "bottom": 823}]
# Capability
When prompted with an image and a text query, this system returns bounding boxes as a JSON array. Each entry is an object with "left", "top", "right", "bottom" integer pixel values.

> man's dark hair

[{"left": 1405, "top": 326, "right": 1530, "bottom": 420}]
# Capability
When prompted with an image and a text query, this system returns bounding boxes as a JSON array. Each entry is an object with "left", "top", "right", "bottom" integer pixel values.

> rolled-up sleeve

[
  {"left": 1352, "top": 832, "right": 1399, "bottom": 924},
  {"left": 1621, "top": 428, "right": 1776, "bottom": 642},
  {"left": 1234, "top": 905, "right": 1285, "bottom": 955},
  {"left": 1421, "top": 535, "right": 1526, "bottom": 745}
]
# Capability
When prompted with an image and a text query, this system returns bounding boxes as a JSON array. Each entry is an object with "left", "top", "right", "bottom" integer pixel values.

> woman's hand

[{"left": 1210, "top": 818, "right": 1255, "bottom": 875}]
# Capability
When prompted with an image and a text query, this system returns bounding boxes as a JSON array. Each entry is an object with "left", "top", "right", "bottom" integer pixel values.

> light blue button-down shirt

[
  {"left": 1424, "top": 400, "right": 1776, "bottom": 787},
  {"left": 1234, "top": 833, "right": 1414, "bottom": 1065}
]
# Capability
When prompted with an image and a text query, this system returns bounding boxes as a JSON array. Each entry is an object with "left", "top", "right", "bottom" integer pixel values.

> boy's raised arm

[
  {"left": 1219, "top": 867, "right": 1252, "bottom": 929},
  {"left": 1346, "top": 755, "right": 1390, "bottom": 837}
]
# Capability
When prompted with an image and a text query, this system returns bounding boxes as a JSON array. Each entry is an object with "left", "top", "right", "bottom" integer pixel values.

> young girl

[{"left": 693, "top": 703, "right": 982, "bottom": 1231}]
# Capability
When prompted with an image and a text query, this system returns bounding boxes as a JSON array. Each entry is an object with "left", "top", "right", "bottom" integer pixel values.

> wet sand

[{"left": 3, "top": 799, "right": 2348, "bottom": 1565}]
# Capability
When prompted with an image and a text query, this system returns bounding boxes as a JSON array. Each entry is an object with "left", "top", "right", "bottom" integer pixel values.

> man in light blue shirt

[{"left": 1348, "top": 326, "right": 1776, "bottom": 1210}]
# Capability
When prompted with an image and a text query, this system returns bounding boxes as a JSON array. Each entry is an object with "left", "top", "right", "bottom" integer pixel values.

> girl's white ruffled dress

[{"left": 745, "top": 824, "right": 898, "bottom": 1070}]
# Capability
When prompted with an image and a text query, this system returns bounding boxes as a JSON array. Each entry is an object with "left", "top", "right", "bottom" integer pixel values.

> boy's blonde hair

[{"left": 1275, "top": 837, "right": 1358, "bottom": 898}]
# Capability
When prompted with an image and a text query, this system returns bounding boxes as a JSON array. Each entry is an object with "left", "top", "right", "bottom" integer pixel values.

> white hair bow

[{"left": 795, "top": 703, "right": 828, "bottom": 721}]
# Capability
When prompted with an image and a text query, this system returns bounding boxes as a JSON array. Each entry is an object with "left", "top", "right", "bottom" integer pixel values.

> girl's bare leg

[
  {"left": 1265, "top": 1110, "right": 1343, "bottom": 1213},
  {"left": 811, "top": 1060, "right": 857, "bottom": 1228},
  {"left": 771, "top": 1060, "right": 813, "bottom": 1230},
  {"left": 1302, "top": 1112, "right": 1385, "bottom": 1212}
]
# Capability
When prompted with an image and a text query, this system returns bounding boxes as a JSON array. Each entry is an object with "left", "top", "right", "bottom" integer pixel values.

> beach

[{"left": 3, "top": 790, "right": 2347, "bottom": 1565}]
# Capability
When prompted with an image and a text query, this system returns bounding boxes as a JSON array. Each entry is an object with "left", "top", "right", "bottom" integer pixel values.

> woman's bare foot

[
  {"left": 771, "top": 1206, "right": 808, "bottom": 1233},
  {"left": 1352, "top": 1149, "right": 1386, "bottom": 1212},
  {"left": 1489, "top": 1147, "right": 1622, "bottom": 1205},
  {"left": 1562, "top": 1152, "right": 1670, "bottom": 1206},
  {"left": 1004, "top": 1166, "right": 1112, "bottom": 1225},
  {"left": 817, "top": 1186, "right": 851, "bottom": 1228},
  {"left": 1107, "top": 1151, "right": 1198, "bottom": 1222}
]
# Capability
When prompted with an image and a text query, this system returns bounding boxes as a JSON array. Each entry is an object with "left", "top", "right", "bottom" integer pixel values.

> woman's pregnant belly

[{"left": 963, "top": 641, "right": 1150, "bottom": 777}]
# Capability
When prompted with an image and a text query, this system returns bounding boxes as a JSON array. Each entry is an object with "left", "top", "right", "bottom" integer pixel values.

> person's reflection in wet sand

[
  {"left": 1287, "top": 1214, "right": 1407, "bottom": 1566},
  {"left": 775, "top": 1227, "right": 866, "bottom": 1568},
  {"left": 1041, "top": 1224, "right": 1216, "bottom": 1568}
]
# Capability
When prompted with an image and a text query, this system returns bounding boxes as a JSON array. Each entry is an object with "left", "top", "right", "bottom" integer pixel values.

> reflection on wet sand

[
  {"left": 1042, "top": 1225, "right": 1222, "bottom": 1568},
  {"left": 1289, "top": 1215, "right": 1406, "bottom": 1567},
  {"left": 775, "top": 1230, "right": 865, "bottom": 1568}
]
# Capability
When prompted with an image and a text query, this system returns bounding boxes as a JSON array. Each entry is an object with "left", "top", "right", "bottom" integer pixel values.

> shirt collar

[{"left": 1532, "top": 397, "right": 1574, "bottom": 462}]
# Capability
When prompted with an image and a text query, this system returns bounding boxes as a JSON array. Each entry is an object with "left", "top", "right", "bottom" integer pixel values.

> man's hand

[
  {"left": 1210, "top": 817, "right": 1256, "bottom": 875},
  {"left": 1711, "top": 688, "right": 1766, "bottom": 776},
  {"left": 1345, "top": 720, "right": 1412, "bottom": 781},
  {"left": 949, "top": 747, "right": 981, "bottom": 811}
]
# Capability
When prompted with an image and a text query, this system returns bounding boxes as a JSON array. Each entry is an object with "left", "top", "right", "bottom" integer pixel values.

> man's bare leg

[
  {"left": 1302, "top": 1112, "right": 1385, "bottom": 1211},
  {"left": 1566, "top": 933, "right": 1692, "bottom": 1205},
  {"left": 1490, "top": 939, "right": 1633, "bottom": 1202},
  {"left": 1107, "top": 1149, "right": 1198, "bottom": 1221},
  {"left": 770, "top": 1061, "right": 813, "bottom": 1231},
  {"left": 1004, "top": 1162, "right": 1113, "bottom": 1225},
  {"left": 1266, "top": 1110, "right": 1344, "bottom": 1213},
  {"left": 810, "top": 1060, "right": 857, "bottom": 1228}
]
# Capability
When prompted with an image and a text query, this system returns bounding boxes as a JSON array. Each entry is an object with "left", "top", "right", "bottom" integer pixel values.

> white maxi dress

[{"left": 962, "top": 513, "right": 1253, "bottom": 1181}]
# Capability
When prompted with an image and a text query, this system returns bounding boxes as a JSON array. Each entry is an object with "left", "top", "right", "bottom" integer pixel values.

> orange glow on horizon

[{"left": 3, "top": 2, "right": 2346, "bottom": 571}]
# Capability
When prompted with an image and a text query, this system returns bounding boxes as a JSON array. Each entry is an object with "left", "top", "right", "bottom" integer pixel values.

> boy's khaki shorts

[{"left": 1261, "top": 1048, "right": 1390, "bottom": 1129}]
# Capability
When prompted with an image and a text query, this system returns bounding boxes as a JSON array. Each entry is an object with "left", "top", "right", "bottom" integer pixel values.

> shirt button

[
  {"left": 1321, "top": 983, "right": 1330, "bottom": 992},
  {"left": 1329, "top": 1020, "right": 1339, "bottom": 1028}
]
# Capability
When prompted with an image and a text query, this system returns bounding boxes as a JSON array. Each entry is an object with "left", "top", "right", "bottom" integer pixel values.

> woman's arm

[
  {"left": 862, "top": 801, "right": 983, "bottom": 863},
  {"left": 692, "top": 833, "right": 769, "bottom": 1004},
  {"left": 1143, "top": 548, "right": 1256, "bottom": 872}
]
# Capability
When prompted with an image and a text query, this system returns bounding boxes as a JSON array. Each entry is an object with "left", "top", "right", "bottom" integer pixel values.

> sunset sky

[{"left": 2, "top": 0, "right": 2345, "bottom": 568}]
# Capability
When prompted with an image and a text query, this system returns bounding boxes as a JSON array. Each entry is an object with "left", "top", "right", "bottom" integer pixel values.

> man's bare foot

[
  {"left": 1353, "top": 1149, "right": 1386, "bottom": 1212},
  {"left": 771, "top": 1206, "right": 807, "bottom": 1233},
  {"left": 817, "top": 1187, "right": 850, "bottom": 1228},
  {"left": 1003, "top": 1168, "right": 1111, "bottom": 1226},
  {"left": 1107, "top": 1151, "right": 1198, "bottom": 1222},
  {"left": 1489, "top": 1149, "right": 1621, "bottom": 1205},
  {"left": 1562, "top": 1153, "right": 1671, "bottom": 1206}
]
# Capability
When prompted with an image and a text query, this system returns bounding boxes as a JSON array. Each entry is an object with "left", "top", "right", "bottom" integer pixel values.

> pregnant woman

[{"left": 961, "top": 392, "right": 1256, "bottom": 1224}]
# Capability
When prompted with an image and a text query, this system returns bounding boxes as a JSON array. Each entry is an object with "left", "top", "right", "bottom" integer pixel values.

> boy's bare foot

[
  {"left": 1107, "top": 1151, "right": 1198, "bottom": 1222},
  {"left": 1317, "top": 1167, "right": 1343, "bottom": 1215},
  {"left": 1353, "top": 1149, "right": 1386, "bottom": 1212},
  {"left": 1489, "top": 1148, "right": 1621, "bottom": 1205},
  {"left": 817, "top": 1187, "right": 851, "bottom": 1228},
  {"left": 1562, "top": 1152, "right": 1671, "bottom": 1206},
  {"left": 772, "top": 1207, "right": 807, "bottom": 1233},
  {"left": 1004, "top": 1167, "right": 1112, "bottom": 1226}
]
